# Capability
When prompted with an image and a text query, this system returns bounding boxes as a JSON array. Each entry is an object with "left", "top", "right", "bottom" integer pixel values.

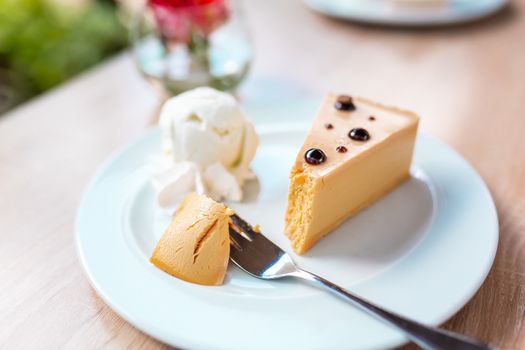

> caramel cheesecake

[
  {"left": 150, "top": 193, "right": 234, "bottom": 285},
  {"left": 285, "top": 94, "right": 419, "bottom": 254}
]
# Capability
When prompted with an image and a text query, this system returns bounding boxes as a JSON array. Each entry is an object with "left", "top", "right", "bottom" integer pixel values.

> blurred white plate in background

[{"left": 304, "top": 0, "right": 507, "bottom": 26}]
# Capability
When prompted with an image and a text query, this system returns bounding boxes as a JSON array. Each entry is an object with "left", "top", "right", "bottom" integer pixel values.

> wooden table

[{"left": 1, "top": 0, "right": 524, "bottom": 348}]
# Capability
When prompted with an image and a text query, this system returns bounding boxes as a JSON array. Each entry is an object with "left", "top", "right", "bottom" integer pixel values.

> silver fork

[{"left": 229, "top": 214, "right": 494, "bottom": 350}]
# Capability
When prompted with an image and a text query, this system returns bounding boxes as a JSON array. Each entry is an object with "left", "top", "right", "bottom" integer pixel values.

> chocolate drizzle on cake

[
  {"left": 304, "top": 148, "right": 327, "bottom": 165},
  {"left": 336, "top": 146, "right": 347, "bottom": 153},
  {"left": 334, "top": 95, "right": 356, "bottom": 111},
  {"left": 325, "top": 123, "right": 334, "bottom": 130},
  {"left": 349, "top": 128, "right": 370, "bottom": 141},
  {"left": 369, "top": 116, "right": 376, "bottom": 121}
]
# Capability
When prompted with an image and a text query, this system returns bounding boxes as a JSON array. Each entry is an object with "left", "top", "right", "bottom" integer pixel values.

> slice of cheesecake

[
  {"left": 285, "top": 94, "right": 419, "bottom": 254},
  {"left": 150, "top": 193, "right": 234, "bottom": 285}
]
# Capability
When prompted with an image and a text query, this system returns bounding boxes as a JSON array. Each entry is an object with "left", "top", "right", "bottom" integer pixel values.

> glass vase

[{"left": 131, "top": 0, "right": 253, "bottom": 96}]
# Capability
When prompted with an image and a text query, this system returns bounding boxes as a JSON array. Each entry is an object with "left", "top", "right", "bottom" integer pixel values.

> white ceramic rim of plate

[
  {"left": 76, "top": 123, "right": 498, "bottom": 350},
  {"left": 303, "top": 0, "right": 508, "bottom": 26}
]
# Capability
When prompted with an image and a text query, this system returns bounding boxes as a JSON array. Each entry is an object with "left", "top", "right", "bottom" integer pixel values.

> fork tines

[{"left": 230, "top": 214, "right": 257, "bottom": 238}]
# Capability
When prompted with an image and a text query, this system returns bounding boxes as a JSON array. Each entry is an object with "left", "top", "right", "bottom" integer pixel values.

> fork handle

[{"left": 293, "top": 269, "right": 494, "bottom": 350}]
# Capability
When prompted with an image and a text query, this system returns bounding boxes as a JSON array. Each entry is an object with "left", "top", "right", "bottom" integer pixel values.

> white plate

[
  {"left": 304, "top": 0, "right": 507, "bottom": 26},
  {"left": 76, "top": 122, "right": 498, "bottom": 349}
]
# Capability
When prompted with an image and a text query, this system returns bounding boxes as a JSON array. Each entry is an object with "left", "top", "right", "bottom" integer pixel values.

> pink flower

[{"left": 148, "top": 0, "right": 229, "bottom": 43}]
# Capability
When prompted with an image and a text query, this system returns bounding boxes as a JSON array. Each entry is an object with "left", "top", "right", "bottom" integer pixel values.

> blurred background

[
  {"left": 0, "top": 0, "right": 511, "bottom": 117},
  {"left": 0, "top": 0, "right": 135, "bottom": 114}
]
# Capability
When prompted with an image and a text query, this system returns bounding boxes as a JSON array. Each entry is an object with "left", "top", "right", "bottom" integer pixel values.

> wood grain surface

[{"left": 1, "top": 0, "right": 524, "bottom": 349}]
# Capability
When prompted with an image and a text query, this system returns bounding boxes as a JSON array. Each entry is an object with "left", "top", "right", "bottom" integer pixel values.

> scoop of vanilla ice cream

[{"left": 154, "top": 87, "right": 258, "bottom": 207}]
